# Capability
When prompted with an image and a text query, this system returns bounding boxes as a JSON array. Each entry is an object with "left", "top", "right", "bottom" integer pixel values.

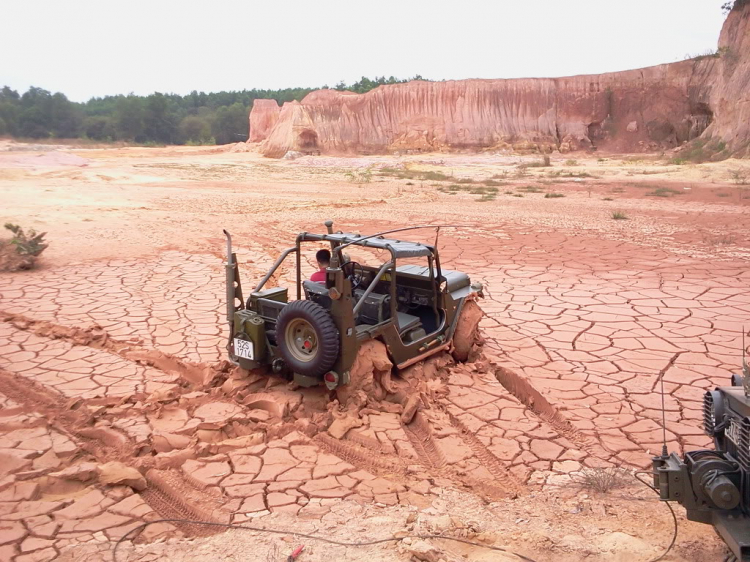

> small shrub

[
  {"left": 647, "top": 187, "right": 682, "bottom": 197},
  {"left": 421, "top": 170, "right": 451, "bottom": 182},
  {"left": 5, "top": 224, "right": 48, "bottom": 256},
  {"left": 597, "top": 158, "right": 607, "bottom": 163},
  {"left": 684, "top": 48, "right": 721, "bottom": 62},
  {"left": 1, "top": 223, "right": 48, "bottom": 271},
  {"left": 378, "top": 167, "right": 452, "bottom": 183},
  {"left": 457, "top": 177, "right": 474, "bottom": 184},
  {"left": 344, "top": 168, "right": 373, "bottom": 183},
  {"left": 526, "top": 155, "right": 552, "bottom": 168},
  {"left": 565, "top": 159, "right": 579, "bottom": 166},
  {"left": 603, "top": 197, "right": 614, "bottom": 201},
  {"left": 717, "top": 192, "right": 730, "bottom": 198},
  {"left": 576, "top": 467, "right": 630, "bottom": 493},
  {"left": 703, "top": 232, "right": 735, "bottom": 245},
  {"left": 670, "top": 158, "right": 687, "bottom": 165},
  {"left": 513, "top": 193, "right": 524, "bottom": 198},
  {"left": 483, "top": 179, "right": 503, "bottom": 187},
  {"left": 548, "top": 170, "right": 593, "bottom": 179},
  {"left": 437, "top": 183, "right": 498, "bottom": 201},
  {"left": 518, "top": 185, "right": 543, "bottom": 193},
  {"left": 545, "top": 192, "right": 565, "bottom": 198},
  {"left": 405, "top": 181, "right": 414, "bottom": 186},
  {"left": 378, "top": 166, "right": 402, "bottom": 175},
  {"left": 611, "top": 210, "right": 629, "bottom": 220},
  {"left": 729, "top": 169, "right": 749, "bottom": 185},
  {"left": 504, "top": 191, "right": 514, "bottom": 195}
]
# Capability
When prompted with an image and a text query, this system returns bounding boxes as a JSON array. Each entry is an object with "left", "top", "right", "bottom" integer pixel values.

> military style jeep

[{"left": 223, "top": 221, "right": 483, "bottom": 390}]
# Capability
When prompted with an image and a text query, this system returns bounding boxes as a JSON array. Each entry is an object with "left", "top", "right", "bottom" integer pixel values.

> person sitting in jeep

[{"left": 310, "top": 249, "right": 330, "bottom": 283}]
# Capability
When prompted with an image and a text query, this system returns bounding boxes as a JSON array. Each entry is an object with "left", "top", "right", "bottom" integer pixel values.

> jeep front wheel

[
  {"left": 452, "top": 300, "right": 482, "bottom": 362},
  {"left": 276, "top": 300, "right": 339, "bottom": 378}
]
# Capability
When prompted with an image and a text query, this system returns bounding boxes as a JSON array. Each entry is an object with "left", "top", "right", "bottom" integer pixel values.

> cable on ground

[
  {"left": 113, "top": 518, "right": 538, "bottom": 562},
  {"left": 634, "top": 472, "right": 678, "bottom": 562}
]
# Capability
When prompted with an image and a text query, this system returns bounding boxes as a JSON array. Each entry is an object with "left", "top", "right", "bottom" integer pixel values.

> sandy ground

[{"left": 1, "top": 141, "right": 750, "bottom": 562}]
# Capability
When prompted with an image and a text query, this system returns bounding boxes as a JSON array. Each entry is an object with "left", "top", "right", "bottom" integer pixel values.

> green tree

[
  {"left": 115, "top": 96, "right": 145, "bottom": 141},
  {"left": 49, "top": 92, "right": 82, "bottom": 137},
  {"left": 211, "top": 103, "right": 247, "bottom": 144},
  {"left": 83, "top": 116, "right": 116, "bottom": 140},
  {"left": 143, "top": 93, "right": 178, "bottom": 143},
  {"left": 178, "top": 114, "right": 213, "bottom": 144}
]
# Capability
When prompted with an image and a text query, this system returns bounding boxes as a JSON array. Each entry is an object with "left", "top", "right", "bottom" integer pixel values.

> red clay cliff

[{"left": 249, "top": 4, "right": 750, "bottom": 158}]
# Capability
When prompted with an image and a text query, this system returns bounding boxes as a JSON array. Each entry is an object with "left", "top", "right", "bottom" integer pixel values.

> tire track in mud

[
  {"left": 402, "top": 412, "right": 446, "bottom": 470},
  {"left": 345, "top": 431, "right": 388, "bottom": 453},
  {"left": 141, "top": 469, "right": 227, "bottom": 538},
  {"left": 449, "top": 413, "right": 523, "bottom": 497},
  {"left": 491, "top": 364, "right": 606, "bottom": 459},
  {"left": 0, "top": 367, "right": 227, "bottom": 537},
  {"left": 314, "top": 434, "right": 407, "bottom": 476},
  {"left": 0, "top": 367, "right": 133, "bottom": 462},
  {"left": 0, "top": 310, "right": 226, "bottom": 387}
]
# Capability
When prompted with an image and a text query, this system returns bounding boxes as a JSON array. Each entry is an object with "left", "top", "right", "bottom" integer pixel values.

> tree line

[{"left": 0, "top": 76, "right": 424, "bottom": 145}]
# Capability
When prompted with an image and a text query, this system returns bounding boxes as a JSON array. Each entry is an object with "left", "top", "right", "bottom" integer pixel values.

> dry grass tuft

[
  {"left": 576, "top": 467, "right": 630, "bottom": 493},
  {"left": 611, "top": 210, "right": 629, "bottom": 220}
]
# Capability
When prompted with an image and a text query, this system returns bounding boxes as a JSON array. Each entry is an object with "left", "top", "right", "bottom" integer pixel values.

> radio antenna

[
  {"left": 743, "top": 327, "right": 750, "bottom": 397},
  {"left": 658, "top": 354, "right": 679, "bottom": 458},
  {"left": 660, "top": 366, "right": 668, "bottom": 457}
]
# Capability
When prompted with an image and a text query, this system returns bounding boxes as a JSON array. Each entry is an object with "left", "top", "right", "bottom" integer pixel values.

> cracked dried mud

[{"left": 1, "top": 144, "right": 749, "bottom": 561}]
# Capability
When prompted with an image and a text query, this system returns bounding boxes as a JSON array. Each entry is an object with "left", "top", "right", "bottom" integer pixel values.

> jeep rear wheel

[{"left": 276, "top": 300, "right": 339, "bottom": 378}]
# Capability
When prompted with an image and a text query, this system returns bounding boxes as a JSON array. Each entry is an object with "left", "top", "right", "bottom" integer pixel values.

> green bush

[
  {"left": 1, "top": 223, "right": 48, "bottom": 271},
  {"left": 344, "top": 168, "right": 373, "bottom": 184},
  {"left": 4, "top": 223, "right": 48, "bottom": 256},
  {"left": 647, "top": 187, "right": 682, "bottom": 197}
]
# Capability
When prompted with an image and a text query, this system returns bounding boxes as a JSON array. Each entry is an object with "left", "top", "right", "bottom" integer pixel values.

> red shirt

[{"left": 310, "top": 269, "right": 326, "bottom": 283}]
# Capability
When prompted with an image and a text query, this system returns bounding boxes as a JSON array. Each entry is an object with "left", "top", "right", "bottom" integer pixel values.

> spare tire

[{"left": 276, "top": 300, "right": 340, "bottom": 378}]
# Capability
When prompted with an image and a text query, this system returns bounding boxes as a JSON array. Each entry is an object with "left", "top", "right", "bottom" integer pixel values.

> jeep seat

[
  {"left": 303, "top": 280, "right": 332, "bottom": 309},
  {"left": 396, "top": 311, "right": 421, "bottom": 334}
]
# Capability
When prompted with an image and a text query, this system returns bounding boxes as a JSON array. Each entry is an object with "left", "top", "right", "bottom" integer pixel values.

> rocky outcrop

[
  {"left": 705, "top": 1, "right": 750, "bottom": 156},
  {"left": 250, "top": 5, "right": 749, "bottom": 157},
  {"left": 248, "top": 99, "right": 281, "bottom": 143}
]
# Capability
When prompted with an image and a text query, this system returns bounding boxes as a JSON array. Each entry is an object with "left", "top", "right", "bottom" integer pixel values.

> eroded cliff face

[
  {"left": 250, "top": 5, "right": 748, "bottom": 158},
  {"left": 248, "top": 99, "right": 281, "bottom": 143},
  {"left": 705, "top": 2, "right": 750, "bottom": 156}
]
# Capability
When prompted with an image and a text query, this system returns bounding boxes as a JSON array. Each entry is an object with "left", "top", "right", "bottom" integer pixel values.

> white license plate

[{"left": 234, "top": 338, "right": 254, "bottom": 360}]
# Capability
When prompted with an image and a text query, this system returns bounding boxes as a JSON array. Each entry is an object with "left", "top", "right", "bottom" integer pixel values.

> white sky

[{"left": 1, "top": 0, "right": 729, "bottom": 102}]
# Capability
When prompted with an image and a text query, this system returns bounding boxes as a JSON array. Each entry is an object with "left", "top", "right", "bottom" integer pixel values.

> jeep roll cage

[{"left": 251, "top": 224, "right": 462, "bottom": 305}]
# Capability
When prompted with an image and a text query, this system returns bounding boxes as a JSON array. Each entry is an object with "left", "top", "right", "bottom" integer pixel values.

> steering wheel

[{"left": 343, "top": 261, "right": 365, "bottom": 290}]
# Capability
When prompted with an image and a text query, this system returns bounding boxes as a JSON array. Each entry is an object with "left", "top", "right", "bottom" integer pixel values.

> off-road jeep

[{"left": 224, "top": 221, "right": 483, "bottom": 389}]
